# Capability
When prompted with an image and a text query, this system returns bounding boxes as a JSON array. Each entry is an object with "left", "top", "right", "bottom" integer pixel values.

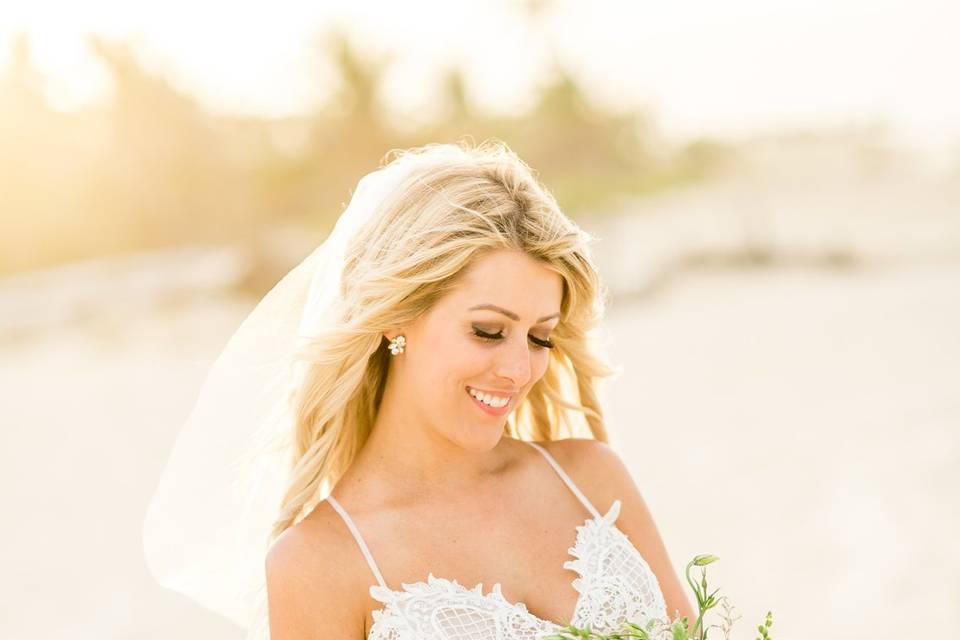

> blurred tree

[
  {"left": 0, "top": 34, "right": 78, "bottom": 272},
  {"left": 0, "top": 33, "right": 46, "bottom": 119},
  {"left": 87, "top": 36, "right": 246, "bottom": 246},
  {"left": 0, "top": 25, "right": 732, "bottom": 279},
  {"left": 440, "top": 66, "right": 471, "bottom": 124}
]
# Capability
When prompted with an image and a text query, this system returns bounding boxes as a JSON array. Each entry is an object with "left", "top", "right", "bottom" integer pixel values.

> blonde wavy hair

[{"left": 269, "top": 139, "right": 619, "bottom": 542}]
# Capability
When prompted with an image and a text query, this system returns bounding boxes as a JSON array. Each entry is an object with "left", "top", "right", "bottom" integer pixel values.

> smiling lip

[
  {"left": 467, "top": 385, "right": 517, "bottom": 396},
  {"left": 466, "top": 386, "right": 513, "bottom": 416}
]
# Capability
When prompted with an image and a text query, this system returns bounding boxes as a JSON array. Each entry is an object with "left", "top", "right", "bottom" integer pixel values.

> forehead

[{"left": 450, "top": 250, "right": 564, "bottom": 312}]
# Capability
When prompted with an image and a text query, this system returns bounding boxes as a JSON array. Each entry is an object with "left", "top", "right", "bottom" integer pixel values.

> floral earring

[{"left": 388, "top": 334, "right": 406, "bottom": 355}]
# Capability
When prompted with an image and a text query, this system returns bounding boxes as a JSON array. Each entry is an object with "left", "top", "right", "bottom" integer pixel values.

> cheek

[
  {"left": 416, "top": 330, "right": 483, "bottom": 383},
  {"left": 453, "top": 339, "right": 491, "bottom": 374},
  {"left": 531, "top": 351, "right": 551, "bottom": 381}
]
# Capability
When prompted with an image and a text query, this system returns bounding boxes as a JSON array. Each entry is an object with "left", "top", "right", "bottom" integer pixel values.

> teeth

[{"left": 467, "top": 386, "right": 510, "bottom": 408}]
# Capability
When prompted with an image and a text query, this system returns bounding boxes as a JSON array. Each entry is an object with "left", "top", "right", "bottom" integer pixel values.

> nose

[{"left": 494, "top": 334, "right": 532, "bottom": 389}]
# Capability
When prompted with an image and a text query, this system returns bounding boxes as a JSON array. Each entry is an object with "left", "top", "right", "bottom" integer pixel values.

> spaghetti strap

[
  {"left": 524, "top": 440, "right": 601, "bottom": 519},
  {"left": 326, "top": 495, "right": 389, "bottom": 590}
]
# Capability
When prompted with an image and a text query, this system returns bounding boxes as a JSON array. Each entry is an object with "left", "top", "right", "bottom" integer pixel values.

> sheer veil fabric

[{"left": 142, "top": 145, "right": 470, "bottom": 638}]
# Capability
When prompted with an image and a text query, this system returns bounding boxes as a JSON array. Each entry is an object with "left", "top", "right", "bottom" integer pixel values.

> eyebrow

[{"left": 468, "top": 303, "right": 560, "bottom": 323}]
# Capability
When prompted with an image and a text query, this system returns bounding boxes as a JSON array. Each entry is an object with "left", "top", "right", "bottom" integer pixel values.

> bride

[{"left": 144, "top": 140, "right": 696, "bottom": 640}]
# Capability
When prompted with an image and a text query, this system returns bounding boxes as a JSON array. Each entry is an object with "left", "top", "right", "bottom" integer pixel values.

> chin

[{"left": 458, "top": 424, "right": 507, "bottom": 452}]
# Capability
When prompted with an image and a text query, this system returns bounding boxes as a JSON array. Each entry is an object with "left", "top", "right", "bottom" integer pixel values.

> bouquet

[{"left": 544, "top": 554, "right": 774, "bottom": 640}]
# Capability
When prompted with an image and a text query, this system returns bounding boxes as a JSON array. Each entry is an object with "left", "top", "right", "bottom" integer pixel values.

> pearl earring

[{"left": 388, "top": 335, "right": 406, "bottom": 355}]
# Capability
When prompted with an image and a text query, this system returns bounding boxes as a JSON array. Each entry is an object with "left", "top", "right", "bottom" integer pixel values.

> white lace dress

[{"left": 327, "top": 441, "right": 668, "bottom": 640}]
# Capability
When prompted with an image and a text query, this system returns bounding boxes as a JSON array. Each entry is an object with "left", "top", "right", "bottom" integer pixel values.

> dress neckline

[{"left": 366, "top": 498, "right": 626, "bottom": 635}]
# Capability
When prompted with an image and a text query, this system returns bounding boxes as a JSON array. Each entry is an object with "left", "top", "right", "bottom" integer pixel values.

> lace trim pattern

[
  {"left": 563, "top": 499, "right": 668, "bottom": 634},
  {"left": 366, "top": 499, "right": 668, "bottom": 640}
]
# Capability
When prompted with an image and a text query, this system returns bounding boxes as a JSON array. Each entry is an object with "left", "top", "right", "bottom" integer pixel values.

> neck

[{"left": 344, "top": 379, "right": 518, "bottom": 506}]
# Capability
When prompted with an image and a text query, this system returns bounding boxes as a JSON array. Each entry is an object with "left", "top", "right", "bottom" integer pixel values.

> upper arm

[
  {"left": 547, "top": 438, "right": 698, "bottom": 627},
  {"left": 265, "top": 520, "right": 365, "bottom": 640}
]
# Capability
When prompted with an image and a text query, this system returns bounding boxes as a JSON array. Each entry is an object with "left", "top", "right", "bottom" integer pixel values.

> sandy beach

[{"left": 2, "top": 170, "right": 957, "bottom": 639}]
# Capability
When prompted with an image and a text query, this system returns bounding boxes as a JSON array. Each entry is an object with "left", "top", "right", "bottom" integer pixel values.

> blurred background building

[{"left": 1, "top": 1, "right": 957, "bottom": 639}]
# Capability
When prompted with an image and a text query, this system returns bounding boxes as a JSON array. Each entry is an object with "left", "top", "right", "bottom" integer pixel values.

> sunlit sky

[{"left": 2, "top": 0, "right": 958, "bottom": 154}]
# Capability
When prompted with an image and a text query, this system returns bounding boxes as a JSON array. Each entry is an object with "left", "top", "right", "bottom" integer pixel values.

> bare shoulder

[
  {"left": 537, "top": 436, "right": 656, "bottom": 533},
  {"left": 265, "top": 502, "right": 366, "bottom": 640},
  {"left": 535, "top": 437, "right": 628, "bottom": 512}
]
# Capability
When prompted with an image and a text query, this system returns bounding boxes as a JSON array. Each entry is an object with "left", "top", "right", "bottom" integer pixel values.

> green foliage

[
  {"left": 755, "top": 611, "right": 773, "bottom": 640},
  {"left": 541, "top": 554, "right": 773, "bottom": 640}
]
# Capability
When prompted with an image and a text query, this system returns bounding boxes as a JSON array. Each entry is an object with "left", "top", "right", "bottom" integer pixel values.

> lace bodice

[{"left": 326, "top": 441, "right": 668, "bottom": 640}]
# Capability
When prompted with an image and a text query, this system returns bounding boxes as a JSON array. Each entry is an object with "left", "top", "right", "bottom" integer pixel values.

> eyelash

[{"left": 472, "top": 327, "right": 555, "bottom": 350}]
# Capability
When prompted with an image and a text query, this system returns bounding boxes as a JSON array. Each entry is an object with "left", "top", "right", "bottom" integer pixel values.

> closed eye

[{"left": 473, "top": 327, "right": 554, "bottom": 350}]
